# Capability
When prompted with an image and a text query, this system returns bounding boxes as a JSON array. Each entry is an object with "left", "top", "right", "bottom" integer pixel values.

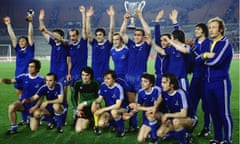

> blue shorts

[
  {"left": 69, "top": 74, "right": 81, "bottom": 87},
  {"left": 125, "top": 74, "right": 141, "bottom": 93},
  {"left": 58, "top": 76, "right": 68, "bottom": 86},
  {"left": 46, "top": 104, "right": 55, "bottom": 115}
]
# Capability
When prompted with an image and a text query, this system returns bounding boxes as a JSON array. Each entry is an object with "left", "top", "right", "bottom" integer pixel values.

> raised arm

[
  {"left": 154, "top": 10, "right": 164, "bottom": 45},
  {"left": 151, "top": 40, "right": 166, "bottom": 55},
  {"left": 27, "top": 15, "right": 34, "bottom": 46},
  {"left": 136, "top": 9, "right": 151, "bottom": 44},
  {"left": 79, "top": 5, "right": 87, "bottom": 40},
  {"left": 4, "top": 17, "right": 17, "bottom": 48},
  {"left": 86, "top": 6, "right": 94, "bottom": 43},
  {"left": 119, "top": 12, "right": 130, "bottom": 44},
  {"left": 39, "top": 9, "right": 63, "bottom": 42},
  {"left": 169, "top": 9, "right": 178, "bottom": 25},
  {"left": 0, "top": 78, "right": 16, "bottom": 84},
  {"left": 107, "top": 5, "right": 115, "bottom": 43},
  {"left": 165, "top": 36, "right": 189, "bottom": 54}
]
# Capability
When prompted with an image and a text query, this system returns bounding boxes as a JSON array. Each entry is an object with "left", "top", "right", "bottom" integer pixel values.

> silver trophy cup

[{"left": 124, "top": 0, "right": 146, "bottom": 29}]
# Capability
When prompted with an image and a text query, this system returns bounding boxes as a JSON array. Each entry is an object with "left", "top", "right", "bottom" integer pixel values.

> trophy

[
  {"left": 124, "top": 0, "right": 146, "bottom": 29},
  {"left": 26, "top": 9, "right": 34, "bottom": 22}
]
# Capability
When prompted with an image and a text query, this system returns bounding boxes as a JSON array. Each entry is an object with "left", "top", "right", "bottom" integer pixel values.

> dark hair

[
  {"left": 18, "top": 36, "right": 29, "bottom": 45},
  {"left": 113, "top": 32, "right": 123, "bottom": 42},
  {"left": 135, "top": 28, "right": 145, "bottom": 36},
  {"left": 53, "top": 29, "right": 65, "bottom": 37},
  {"left": 104, "top": 70, "right": 117, "bottom": 81},
  {"left": 160, "top": 33, "right": 171, "bottom": 39},
  {"left": 172, "top": 29, "right": 185, "bottom": 43},
  {"left": 69, "top": 28, "right": 79, "bottom": 35},
  {"left": 29, "top": 59, "right": 41, "bottom": 73},
  {"left": 195, "top": 23, "right": 209, "bottom": 37},
  {"left": 81, "top": 67, "right": 94, "bottom": 80},
  {"left": 95, "top": 28, "right": 106, "bottom": 36},
  {"left": 46, "top": 72, "right": 57, "bottom": 81},
  {"left": 162, "top": 73, "right": 179, "bottom": 90},
  {"left": 141, "top": 73, "right": 155, "bottom": 86}
]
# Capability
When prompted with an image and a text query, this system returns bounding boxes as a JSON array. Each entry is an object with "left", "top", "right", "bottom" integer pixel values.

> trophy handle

[
  {"left": 138, "top": 1, "right": 146, "bottom": 11},
  {"left": 124, "top": 1, "right": 129, "bottom": 12}
]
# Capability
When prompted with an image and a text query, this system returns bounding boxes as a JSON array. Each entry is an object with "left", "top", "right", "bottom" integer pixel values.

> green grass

[{"left": 0, "top": 59, "right": 239, "bottom": 144}]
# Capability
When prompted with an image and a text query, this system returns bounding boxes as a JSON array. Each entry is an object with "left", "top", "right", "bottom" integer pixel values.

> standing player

[
  {"left": 0, "top": 59, "right": 45, "bottom": 134},
  {"left": 39, "top": 9, "right": 69, "bottom": 125},
  {"left": 3, "top": 15, "right": 35, "bottom": 97},
  {"left": 204, "top": 17, "right": 233, "bottom": 144},
  {"left": 110, "top": 33, "right": 129, "bottom": 80},
  {"left": 24, "top": 73, "right": 65, "bottom": 133},
  {"left": 119, "top": 9, "right": 152, "bottom": 131},
  {"left": 4, "top": 15, "right": 35, "bottom": 125},
  {"left": 156, "top": 73, "right": 197, "bottom": 144},
  {"left": 72, "top": 67, "right": 99, "bottom": 133},
  {"left": 128, "top": 73, "right": 161, "bottom": 144},
  {"left": 91, "top": 70, "right": 126, "bottom": 137},
  {"left": 86, "top": 5, "right": 114, "bottom": 82},
  {"left": 189, "top": 23, "right": 211, "bottom": 137},
  {"left": 66, "top": 6, "right": 88, "bottom": 116},
  {"left": 153, "top": 9, "right": 179, "bottom": 87}
]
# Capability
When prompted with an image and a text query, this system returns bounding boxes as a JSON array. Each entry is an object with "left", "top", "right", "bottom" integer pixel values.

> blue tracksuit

[{"left": 204, "top": 36, "right": 233, "bottom": 142}]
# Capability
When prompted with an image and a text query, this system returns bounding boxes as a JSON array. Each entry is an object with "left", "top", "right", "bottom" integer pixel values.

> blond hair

[{"left": 208, "top": 17, "right": 225, "bottom": 35}]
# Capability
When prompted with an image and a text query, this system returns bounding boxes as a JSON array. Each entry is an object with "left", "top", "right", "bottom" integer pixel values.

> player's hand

[
  {"left": 124, "top": 12, "right": 131, "bottom": 21},
  {"left": 107, "top": 5, "right": 114, "bottom": 16},
  {"left": 128, "top": 103, "right": 138, "bottom": 111},
  {"left": 66, "top": 74, "right": 71, "bottom": 82},
  {"left": 169, "top": 9, "right": 178, "bottom": 24},
  {"left": 79, "top": 5, "right": 85, "bottom": 13},
  {"left": 25, "top": 15, "right": 33, "bottom": 22},
  {"left": 3, "top": 16, "right": 11, "bottom": 25},
  {"left": 86, "top": 6, "right": 94, "bottom": 17},
  {"left": 29, "top": 107, "right": 36, "bottom": 114},
  {"left": 185, "top": 39, "right": 194, "bottom": 48},
  {"left": 77, "top": 103, "right": 85, "bottom": 111},
  {"left": 39, "top": 9, "right": 45, "bottom": 21},
  {"left": 22, "top": 98, "right": 30, "bottom": 104},
  {"left": 95, "top": 109, "right": 104, "bottom": 115},
  {"left": 40, "top": 101, "right": 48, "bottom": 109},
  {"left": 155, "top": 10, "right": 164, "bottom": 22},
  {"left": 161, "top": 114, "right": 169, "bottom": 124},
  {"left": 135, "top": 9, "right": 142, "bottom": 18}
]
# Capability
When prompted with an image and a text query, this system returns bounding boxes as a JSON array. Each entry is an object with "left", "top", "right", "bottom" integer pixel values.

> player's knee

[
  {"left": 137, "top": 135, "right": 145, "bottom": 142},
  {"left": 157, "top": 129, "right": 165, "bottom": 138},
  {"left": 33, "top": 110, "right": 41, "bottom": 119},
  {"left": 110, "top": 109, "right": 118, "bottom": 118},
  {"left": 75, "top": 127, "right": 83, "bottom": 133},
  {"left": 98, "top": 120, "right": 106, "bottom": 127},
  {"left": 172, "top": 119, "right": 181, "bottom": 129},
  {"left": 53, "top": 104, "right": 62, "bottom": 113},
  {"left": 8, "top": 103, "right": 16, "bottom": 112}
]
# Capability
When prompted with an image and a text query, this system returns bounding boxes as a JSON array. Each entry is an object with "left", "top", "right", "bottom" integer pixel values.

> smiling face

[
  {"left": 18, "top": 37, "right": 28, "bottom": 48},
  {"left": 133, "top": 30, "right": 144, "bottom": 44},
  {"left": 113, "top": 34, "right": 122, "bottom": 49},
  {"left": 69, "top": 30, "right": 79, "bottom": 43},
  {"left": 194, "top": 26, "right": 204, "bottom": 39}
]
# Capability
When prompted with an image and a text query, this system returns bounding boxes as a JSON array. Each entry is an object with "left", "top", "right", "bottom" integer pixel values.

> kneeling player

[
  {"left": 128, "top": 73, "right": 161, "bottom": 144},
  {"left": 24, "top": 73, "right": 65, "bottom": 133},
  {"left": 156, "top": 73, "right": 197, "bottom": 144},
  {"left": 91, "top": 70, "right": 126, "bottom": 137},
  {"left": 72, "top": 67, "right": 99, "bottom": 133}
]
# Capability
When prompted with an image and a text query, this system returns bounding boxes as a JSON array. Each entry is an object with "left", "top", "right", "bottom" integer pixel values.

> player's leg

[
  {"left": 53, "top": 103, "right": 64, "bottom": 133},
  {"left": 215, "top": 79, "right": 233, "bottom": 143},
  {"left": 157, "top": 121, "right": 173, "bottom": 138},
  {"left": 7, "top": 101, "right": 25, "bottom": 134},
  {"left": 75, "top": 118, "right": 89, "bottom": 133},
  {"left": 111, "top": 109, "right": 125, "bottom": 137},
  {"left": 98, "top": 112, "right": 111, "bottom": 128},
  {"left": 137, "top": 124, "right": 151, "bottom": 142},
  {"left": 172, "top": 118, "right": 187, "bottom": 144}
]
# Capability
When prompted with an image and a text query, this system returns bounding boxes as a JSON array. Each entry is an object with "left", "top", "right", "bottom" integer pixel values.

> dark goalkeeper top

[{"left": 72, "top": 80, "right": 99, "bottom": 109}]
